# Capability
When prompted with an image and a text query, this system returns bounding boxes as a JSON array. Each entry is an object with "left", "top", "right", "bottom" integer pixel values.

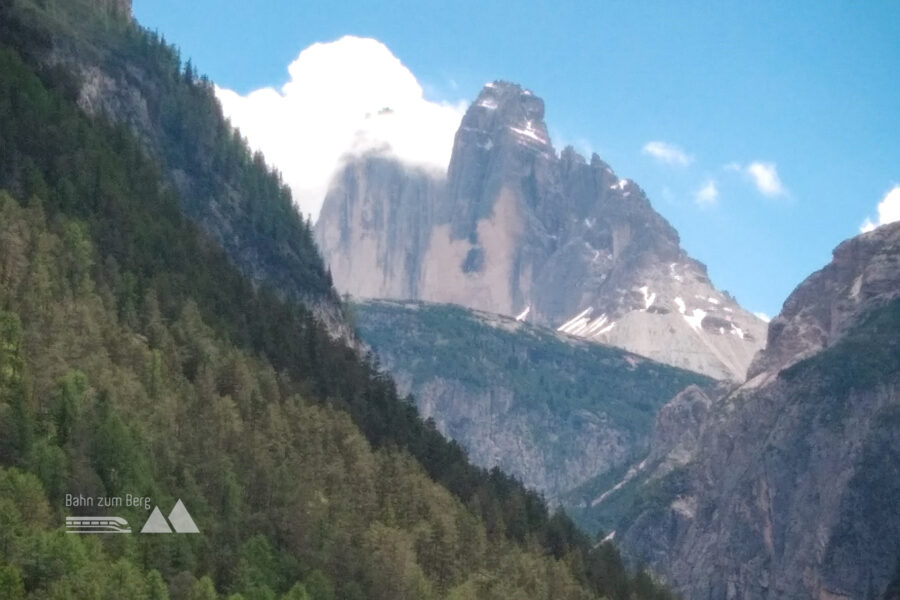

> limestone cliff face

[
  {"left": 353, "top": 299, "right": 712, "bottom": 502},
  {"left": 748, "top": 225, "right": 900, "bottom": 379},
  {"left": 316, "top": 156, "right": 441, "bottom": 299},
  {"left": 611, "top": 223, "right": 900, "bottom": 600},
  {"left": 399, "top": 374, "right": 634, "bottom": 502},
  {"left": 316, "top": 82, "right": 765, "bottom": 381}
]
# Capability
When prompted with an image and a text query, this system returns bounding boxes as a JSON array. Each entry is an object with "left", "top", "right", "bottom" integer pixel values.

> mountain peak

[
  {"left": 317, "top": 83, "right": 766, "bottom": 380},
  {"left": 460, "top": 81, "right": 551, "bottom": 149},
  {"left": 477, "top": 80, "right": 539, "bottom": 103}
]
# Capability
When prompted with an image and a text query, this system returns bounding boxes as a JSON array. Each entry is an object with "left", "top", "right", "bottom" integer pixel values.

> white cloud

[
  {"left": 753, "top": 312, "right": 771, "bottom": 323},
  {"left": 745, "top": 161, "right": 786, "bottom": 196},
  {"left": 694, "top": 179, "right": 719, "bottom": 207},
  {"left": 642, "top": 141, "right": 693, "bottom": 167},
  {"left": 859, "top": 185, "right": 900, "bottom": 233},
  {"left": 215, "top": 36, "right": 466, "bottom": 221}
]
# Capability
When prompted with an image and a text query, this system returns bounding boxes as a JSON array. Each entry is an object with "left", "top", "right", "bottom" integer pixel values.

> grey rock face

[
  {"left": 316, "top": 82, "right": 765, "bottom": 380},
  {"left": 647, "top": 385, "right": 716, "bottom": 468},
  {"left": 316, "top": 155, "right": 441, "bottom": 300},
  {"left": 408, "top": 375, "right": 633, "bottom": 502},
  {"left": 353, "top": 299, "right": 712, "bottom": 502},
  {"left": 614, "top": 222, "right": 900, "bottom": 600},
  {"left": 748, "top": 224, "right": 900, "bottom": 378}
]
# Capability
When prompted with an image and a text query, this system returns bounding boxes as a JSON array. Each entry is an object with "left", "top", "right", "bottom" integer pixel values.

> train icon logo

[{"left": 66, "top": 516, "right": 132, "bottom": 534}]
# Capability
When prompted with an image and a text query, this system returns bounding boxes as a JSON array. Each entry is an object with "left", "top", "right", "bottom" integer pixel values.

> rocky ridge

[
  {"left": 748, "top": 224, "right": 900, "bottom": 379},
  {"left": 604, "top": 222, "right": 900, "bottom": 600}
]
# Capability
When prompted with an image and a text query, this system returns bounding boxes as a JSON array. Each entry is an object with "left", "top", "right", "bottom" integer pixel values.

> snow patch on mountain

[
  {"left": 683, "top": 308, "right": 707, "bottom": 331},
  {"left": 515, "top": 305, "right": 531, "bottom": 321}
]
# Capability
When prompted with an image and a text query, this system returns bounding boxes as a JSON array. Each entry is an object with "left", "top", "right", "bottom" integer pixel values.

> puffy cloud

[
  {"left": 216, "top": 36, "right": 466, "bottom": 221},
  {"left": 694, "top": 179, "right": 719, "bottom": 207},
  {"left": 642, "top": 141, "right": 693, "bottom": 166},
  {"left": 745, "top": 161, "right": 786, "bottom": 196},
  {"left": 860, "top": 185, "right": 900, "bottom": 233}
]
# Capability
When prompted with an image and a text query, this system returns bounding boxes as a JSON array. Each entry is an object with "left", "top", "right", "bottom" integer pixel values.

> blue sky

[{"left": 133, "top": 1, "right": 899, "bottom": 318}]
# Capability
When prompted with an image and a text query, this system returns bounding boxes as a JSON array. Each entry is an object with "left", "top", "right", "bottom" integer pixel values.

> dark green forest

[{"left": 0, "top": 0, "right": 678, "bottom": 597}]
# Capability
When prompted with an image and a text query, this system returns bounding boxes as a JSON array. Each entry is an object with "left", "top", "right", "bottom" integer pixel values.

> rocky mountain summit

[
  {"left": 316, "top": 81, "right": 765, "bottom": 380},
  {"left": 601, "top": 222, "right": 900, "bottom": 600},
  {"left": 748, "top": 223, "right": 900, "bottom": 379}
]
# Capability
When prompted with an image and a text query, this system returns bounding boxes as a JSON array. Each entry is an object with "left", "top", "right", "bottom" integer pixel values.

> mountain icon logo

[{"left": 140, "top": 499, "right": 199, "bottom": 534}]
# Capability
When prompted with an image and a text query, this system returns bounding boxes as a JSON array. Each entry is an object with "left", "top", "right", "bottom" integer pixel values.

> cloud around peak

[
  {"left": 216, "top": 36, "right": 465, "bottom": 221},
  {"left": 860, "top": 185, "right": 900, "bottom": 233}
]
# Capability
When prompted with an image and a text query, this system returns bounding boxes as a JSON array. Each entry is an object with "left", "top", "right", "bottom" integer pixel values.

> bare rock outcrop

[{"left": 614, "top": 222, "right": 900, "bottom": 600}]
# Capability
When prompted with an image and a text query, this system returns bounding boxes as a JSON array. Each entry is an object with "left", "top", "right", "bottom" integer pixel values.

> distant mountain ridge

[{"left": 316, "top": 81, "right": 766, "bottom": 380}]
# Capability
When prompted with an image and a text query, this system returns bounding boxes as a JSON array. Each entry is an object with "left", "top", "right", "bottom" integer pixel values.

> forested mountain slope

[
  {"left": 0, "top": 0, "right": 678, "bottom": 598},
  {"left": 353, "top": 299, "right": 712, "bottom": 503},
  {"left": 2, "top": 0, "right": 344, "bottom": 332}
]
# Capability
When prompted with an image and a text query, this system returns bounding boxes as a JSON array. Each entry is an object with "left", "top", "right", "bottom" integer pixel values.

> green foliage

[
  {"left": 301, "top": 571, "right": 333, "bottom": 600},
  {"left": 782, "top": 298, "right": 900, "bottom": 400},
  {"left": 0, "top": 195, "right": 656, "bottom": 598},
  {"left": 281, "top": 582, "right": 310, "bottom": 600},
  {"left": 187, "top": 576, "right": 219, "bottom": 600},
  {"left": 0, "top": 1, "right": 684, "bottom": 598},
  {"left": 49, "top": 369, "right": 87, "bottom": 445},
  {"left": 620, "top": 468, "right": 690, "bottom": 533},
  {"left": 234, "top": 535, "right": 295, "bottom": 598},
  {"left": 0, "top": 565, "right": 25, "bottom": 600},
  {"left": 0, "top": 311, "right": 29, "bottom": 463}
]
